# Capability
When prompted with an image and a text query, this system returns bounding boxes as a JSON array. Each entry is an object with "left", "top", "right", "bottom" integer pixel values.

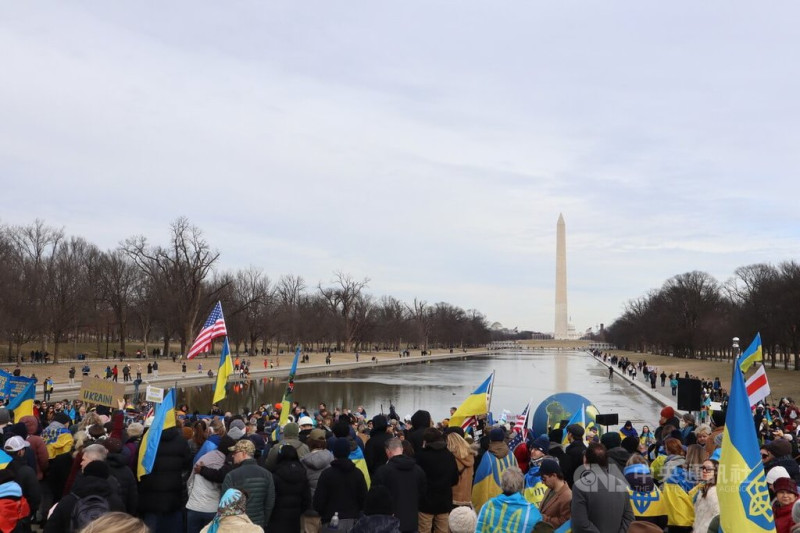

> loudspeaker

[
  {"left": 595, "top": 413, "right": 619, "bottom": 426},
  {"left": 677, "top": 378, "right": 702, "bottom": 412}
]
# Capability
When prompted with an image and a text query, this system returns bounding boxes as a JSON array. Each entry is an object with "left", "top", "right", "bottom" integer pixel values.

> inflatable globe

[{"left": 531, "top": 393, "right": 599, "bottom": 437}]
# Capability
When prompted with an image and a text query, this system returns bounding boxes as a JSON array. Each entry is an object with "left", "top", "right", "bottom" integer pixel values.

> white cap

[
  {"left": 298, "top": 416, "right": 314, "bottom": 427},
  {"left": 766, "top": 466, "right": 790, "bottom": 485},
  {"left": 3, "top": 436, "right": 30, "bottom": 452}
]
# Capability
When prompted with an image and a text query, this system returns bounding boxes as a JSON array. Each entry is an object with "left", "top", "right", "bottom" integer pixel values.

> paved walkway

[{"left": 583, "top": 351, "right": 678, "bottom": 411}]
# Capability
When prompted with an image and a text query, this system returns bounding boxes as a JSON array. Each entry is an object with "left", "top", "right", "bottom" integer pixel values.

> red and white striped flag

[
  {"left": 746, "top": 364, "right": 770, "bottom": 407},
  {"left": 460, "top": 416, "right": 476, "bottom": 430},
  {"left": 186, "top": 302, "right": 227, "bottom": 360},
  {"left": 513, "top": 403, "right": 530, "bottom": 433}
]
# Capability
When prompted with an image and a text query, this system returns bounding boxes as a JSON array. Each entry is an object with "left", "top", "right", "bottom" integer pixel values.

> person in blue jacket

[{"left": 476, "top": 466, "right": 543, "bottom": 532}]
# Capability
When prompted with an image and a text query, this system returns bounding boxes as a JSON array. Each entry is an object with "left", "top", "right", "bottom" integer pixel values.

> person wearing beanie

[
  {"left": 18, "top": 415, "right": 48, "bottom": 482},
  {"left": 43, "top": 451, "right": 125, "bottom": 533},
  {"left": 538, "top": 459, "right": 572, "bottom": 530},
  {"left": 364, "top": 414, "right": 392, "bottom": 475},
  {"left": 264, "top": 422, "right": 309, "bottom": 472},
  {"left": 623, "top": 457, "right": 668, "bottom": 530},
  {"left": 768, "top": 466, "right": 792, "bottom": 494},
  {"left": 416, "top": 427, "right": 459, "bottom": 532},
  {"left": 764, "top": 438, "right": 800, "bottom": 484},
  {"left": 705, "top": 410, "right": 726, "bottom": 456},
  {"left": 621, "top": 436, "right": 640, "bottom": 455},
  {"left": 102, "top": 437, "right": 138, "bottom": 515},
  {"left": 522, "top": 436, "right": 554, "bottom": 507},
  {"left": 472, "top": 425, "right": 518, "bottom": 512},
  {"left": 313, "top": 437, "right": 367, "bottom": 529},
  {"left": 448, "top": 505, "right": 477, "bottom": 533},
  {"left": 773, "top": 478, "right": 799, "bottom": 533},
  {"left": 0, "top": 468, "right": 31, "bottom": 533},
  {"left": 562, "top": 423, "right": 587, "bottom": 489},
  {"left": 601, "top": 432, "right": 631, "bottom": 474},
  {"left": 405, "top": 410, "right": 432, "bottom": 456},
  {"left": 547, "top": 428, "right": 567, "bottom": 464},
  {"left": 350, "top": 485, "right": 402, "bottom": 533}
]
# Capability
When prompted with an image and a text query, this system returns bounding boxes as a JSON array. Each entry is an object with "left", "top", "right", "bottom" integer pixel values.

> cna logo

[{"left": 572, "top": 465, "right": 629, "bottom": 493}]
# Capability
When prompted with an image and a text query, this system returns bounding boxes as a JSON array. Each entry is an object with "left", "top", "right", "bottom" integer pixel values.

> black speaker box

[
  {"left": 595, "top": 413, "right": 619, "bottom": 426},
  {"left": 677, "top": 378, "right": 702, "bottom": 412}
]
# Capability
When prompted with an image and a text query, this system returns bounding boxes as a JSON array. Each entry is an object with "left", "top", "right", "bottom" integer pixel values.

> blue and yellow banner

[
  {"left": 212, "top": 337, "right": 233, "bottom": 405},
  {"left": 450, "top": 372, "right": 494, "bottom": 429},
  {"left": 137, "top": 388, "right": 176, "bottom": 481},
  {"left": 561, "top": 403, "right": 585, "bottom": 446},
  {"left": 718, "top": 351, "right": 776, "bottom": 532},
  {"left": 0, "top": 450, "right": 12, "bottom": 470},
  {"left": 472, "top": 446, "right": 517, "bottom": 512},
  {"left": 6, "top": 380, "right": 35, "bottom": 418},
  {"left": 350, "top": 444, "right": 371, "bottom": 489},
  {"left": 739, "top": 333, "right": 763, "bottom": 373}
]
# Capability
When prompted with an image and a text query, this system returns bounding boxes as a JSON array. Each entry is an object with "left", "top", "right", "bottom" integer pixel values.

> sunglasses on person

[
  {"left": 761, "top": 453, "right": 770, "bottom": 459},
  {"left": 701, "top": 466, "right": 716, "bottom": 472}
]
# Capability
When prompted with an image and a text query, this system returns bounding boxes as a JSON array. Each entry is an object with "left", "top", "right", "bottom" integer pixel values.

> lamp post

[{"left": 732, "top": 336, "right": 740, "bottom": 364}]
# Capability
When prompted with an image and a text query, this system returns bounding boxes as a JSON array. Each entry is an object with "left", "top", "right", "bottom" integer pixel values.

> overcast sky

[{"left": 2, "top": 3, "right": 799, "bottom": 333}]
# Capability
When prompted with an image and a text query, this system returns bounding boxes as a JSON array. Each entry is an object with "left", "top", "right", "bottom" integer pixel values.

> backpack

[{"left": 70, "top": 493, "right": 110, "bottom": 532}]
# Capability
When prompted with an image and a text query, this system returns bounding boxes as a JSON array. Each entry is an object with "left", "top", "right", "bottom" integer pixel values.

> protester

[
  {"left": 444, "top": 429, "right": 475, "bottom": 507},
  {"left": 774, "top": 478, "right": 799, "bottom": 533},
  {"left": 571, "top": 442, "right": 633, "bottom": 533},
  {"left": 693, "top": 454, "right": 720, "bottom": 533},
  {"left": 313, "top": 437, "right": 367, "bottom": 530},
  {"left": 537, "top": 458, "right": 571, "bottom": 529},
  {"left": 447, "top": 506, "right": 477, "bottom": 533},
  {"left": 0, "top": 469, "right": 31, "bottom": 533},
  {"left": 475, "top": 466, "right": 542, "bottom": 532},
  {"left": 416, "top": 427, "right": 459, "bottom": 533},
  {"left": 623, "top": 454, "right": 667, "bottom": 529},
  {"left": 267, "top": 445, "right": 311, "bottom": 533},
  {"left": 200, "top": 488, "right": 264, "bottom": 533},
  {"left": 78, "top": 512, "right": 149, "bottom": 533},
  {"left": 373, "top": 437, "right": 426, "bottom": 533},
  {"left": 221, "top": 440, "right": 275, "bottom": 531},
  {"left": 350, "top": 485, "right": 402, "bottom": 533}
]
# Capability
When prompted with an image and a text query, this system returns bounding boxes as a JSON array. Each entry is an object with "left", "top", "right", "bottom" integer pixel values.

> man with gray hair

[
  {"left": 476, "top": 466, "right": 542, "bottom": 532},
  {"left": 373, "top": 437, "right": 426, "bottom": 533}
]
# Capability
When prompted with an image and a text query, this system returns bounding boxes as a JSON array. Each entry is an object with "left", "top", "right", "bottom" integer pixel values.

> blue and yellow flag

[
  {"left": 554, "top": 520, "right": 572, "bottom": 533},
  {"left": 0, "top": 450, "right": 12, "bottom": 470},
  {"left": 279, "top": 346, "right": 301, "bottom": 427},
  {"left": 7, "top": 381, "right": 35, "bottom": 419},
  {"left": 350, "top": 444, "right": 371, "bottom": 489},
  {"left": 212, "top": 337, "right": 233, "bottom": 405},
  {"left": 718, "top": 352, "right": 776, "bottom": 533},
  {"left": 739, "top": 333, "right": 763, "bottom": 373},
  {"left": 450, "top": 372, "right": 494, "bottom": 429},
  {"left": 561, "top": 403, "right": 586, "bottom": 446},
  {"left": 472, "top": 446, "right": 518, "bottom": 512},
  {"left": 137, "top": 388, "right": 177, "bottom": 481}
]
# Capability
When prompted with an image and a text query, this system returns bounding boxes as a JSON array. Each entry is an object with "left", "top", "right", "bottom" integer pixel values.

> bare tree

[
  {"left": 122, "top": 217, "right": 221, "bottom": 355},
  {"left": 318, "top": 271, "right": 370, "bottom": 352},
  {"left": 96, "top": 250, "right": 142, "bottom": 356},
  {"left": 407, "top": 298, "right": 432, "bottom": 351}
]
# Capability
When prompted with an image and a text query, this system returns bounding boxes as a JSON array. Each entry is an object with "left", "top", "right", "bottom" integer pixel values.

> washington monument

[{"left": 554, "top": 213, "right": 568, "bottom": 339}]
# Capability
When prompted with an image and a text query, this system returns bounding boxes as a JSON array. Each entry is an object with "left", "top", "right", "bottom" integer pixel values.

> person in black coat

[
  {"left": 313, "top": 437, "right": 367, "bottom": 527},
  {"left": 561, "top": 424, "right": 587, "bottom": 488},
  {"left": 102, "top": 438, "right": 138, "bottom": 514},
  {"left": 268, "top": 445, "right": 311, "bottom": 533},
  {"left": 44, "top": 460, "right": 125, "bottom": 533},
  {"left": 365, "top": 415, "right": 392, "bottom": 475},
  {"left": 137, "top": 425, "right": 191, "bottom": 533},
  {"left": 373, "top": 437, "right": 426, "bottom": 533},
  {"left": 415, "top": 428, "right": 458, "bottom": 533},
  {"left": 405, "top": 410, "right": 432, "bottom": 456}
]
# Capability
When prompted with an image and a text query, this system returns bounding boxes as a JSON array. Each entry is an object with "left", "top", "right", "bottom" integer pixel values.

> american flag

[
  {"left": 186, "top": 302, "right": 227, "bottom": 360},
  {"left": 513, "top": 403, "right": 530, "bottom": 433},
  {"left": 460, "top": 416, "right": 476, "bottom": 430},
  {"left": 508, "top": 428, "right": 527, "bottom": 452}
]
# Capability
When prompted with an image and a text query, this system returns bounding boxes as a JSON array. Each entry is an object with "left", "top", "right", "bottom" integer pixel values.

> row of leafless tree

[
  {"left": 0, "top": 218, "right": 493, "bottom": 363},
  {"left": 604, "top": 264, "right": 800, "bottom": 370}
]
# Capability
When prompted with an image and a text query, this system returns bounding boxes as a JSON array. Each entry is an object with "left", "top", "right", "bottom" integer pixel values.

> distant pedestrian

[
  {"left": 68, "top": 366, "right": 76, "bottom": 385},
  {"left": 182, "top": 362, "right": 187, "bottom": 373},
  {"left": 660, "top": 371, "right": 667, "bottom": 387},
  {"left": 671, "top": 377, "right": 679, "bottom": 396},
  {"left": 609, "top": 366, "right": 614, "bottom": 380},
  {"left": 153, "top": 361, "right": 159, "bottom": 377}
]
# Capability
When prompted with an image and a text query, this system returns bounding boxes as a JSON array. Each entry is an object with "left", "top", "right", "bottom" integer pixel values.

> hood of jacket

[
  {"left": 301, "top": 449, "right": 334, "bottom": 471},
  {"left": 330, "top": 457, "right": 356, "bottom": 472},
  {"left": 410, "top": 410, "right": 431, "bottom": 430},
  {"left": 19, "top": 416, "right": 39, "bottom": 436},
  {"left": 106, "top": 452, "right": 128, "bottom": 469},
  {"left": 72, "top": 472, "right": 115, "bottom": 498},
  {"left": 389, "top": 454, "right": 418, "bottom": 471}
]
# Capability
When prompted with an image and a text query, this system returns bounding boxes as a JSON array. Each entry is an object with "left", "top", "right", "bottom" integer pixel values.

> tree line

[
  {"left": 604, "top": 264, "right": 800, "bottom": 370},
  {"left": 0, "top": 218, "right": 499, "bottom": 363}
]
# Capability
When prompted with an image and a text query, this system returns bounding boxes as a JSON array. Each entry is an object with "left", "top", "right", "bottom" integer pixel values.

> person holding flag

[{"left": 137, "top": 389, "right": 192, "bottom": 533}]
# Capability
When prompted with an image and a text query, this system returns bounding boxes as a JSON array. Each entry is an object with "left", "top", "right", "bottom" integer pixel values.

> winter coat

[
  {"left": 562, "top": 440, "right": 587, "bottom": 488},
  {"left": 373, "top": 454, "right": 426, "bottom": 532},
  {"left": 405, "top": 411, "right": 432, "bottom": 456},
  {"left": 137, "top": 426, "right": 192, "bottom": 514},
  {"left": 199, "top": 513, "right": 264, "bottom": 533},
  {"left": 571, "top": 465, "right": 634, "bottom": 533},
  {"left": 19, "top": 416, "right": 48, "bottom": 480},
  {"left": 364, "top": 424, "right": 392, "bottom": 475},
  {"left": 313, "top": 458, "right": 367, "bottom": 522},
  {"left": 264, "top": 438, "right": 309, "bottom": 472},
  {"left": 693, "top": 485, "right": 720, "bottom": 533},
  {"left": 222, "top": 458, "right": 276, "bottom": 529},
  {"left": 415, "top": 441, "right": 459, "bottom": 515},
  {"left": 539, "top": 482, "right": 572, "bottom": 529},
  {"left": 268, "top": 459, "right": 311, "bottom": 533},
  {"left": 6, "top": 456, "right": 40, "bottom": 515},
  {"left": 774, "top": 500, "right": 795, "bottom": 533},
  {"left": 350, "top": 514, "right": 402, "bottom": 533},
  {"left": 43, "top": 472, "right": 125, "bottom": 533},
  {"left": 451, "top": 450, "right": 475, "bottom": 506},
  {"left": 300, "top": 449, "right": 333, "bottom": 499},
  {"left": 106, "top": 452, "right": 138, "bottom": 514},
  {"left": 607, "top": 446, "right": 631, "bottom": 475},
  {"left": 186, "top": 449, "right": 225, "bottom": 514},
  {"left": 0, "top": 481, "right": 30, "bottom": 533}
]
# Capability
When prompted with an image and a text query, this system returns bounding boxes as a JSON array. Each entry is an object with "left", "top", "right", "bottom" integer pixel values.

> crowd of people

[{"left": 0, "top": 359, "right": 797, "bottom": 532}]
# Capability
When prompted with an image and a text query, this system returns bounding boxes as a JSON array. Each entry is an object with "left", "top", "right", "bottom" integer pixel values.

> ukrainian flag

[
  {"left": 7, "top": 381, "right": 35, "bottom": 419},
  {"left": 137, "top": 388, "right": 177, "bottom": 481},
  {"left": 449, "top": 372, "right": 494, "bottom": 429},
  {"left": 0, "top": 450, "right": 12, "bottom": 470},
  {"left": 212, "top": 337, "right": 233, "bottom": 404},
  {"left": 472, "top": 445, "right": 518, "bottom": 511},
  {"left": 561, "top": 403, "right": 585, "bottom": 446},
  {"left": 349, "top": 444, "right": 371, "bottom": 489},
  {"left": 739, "top": 332, "right": 763, "bottom": 373},
  {"left": 554, "top": 520, "right": 572, "bottom": 533},
  {"left": 279, "top": 347, "right": 301, "bottom": 427},
  {"left": 718, "top": 351, "right": 776, "bottom": 533}
]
